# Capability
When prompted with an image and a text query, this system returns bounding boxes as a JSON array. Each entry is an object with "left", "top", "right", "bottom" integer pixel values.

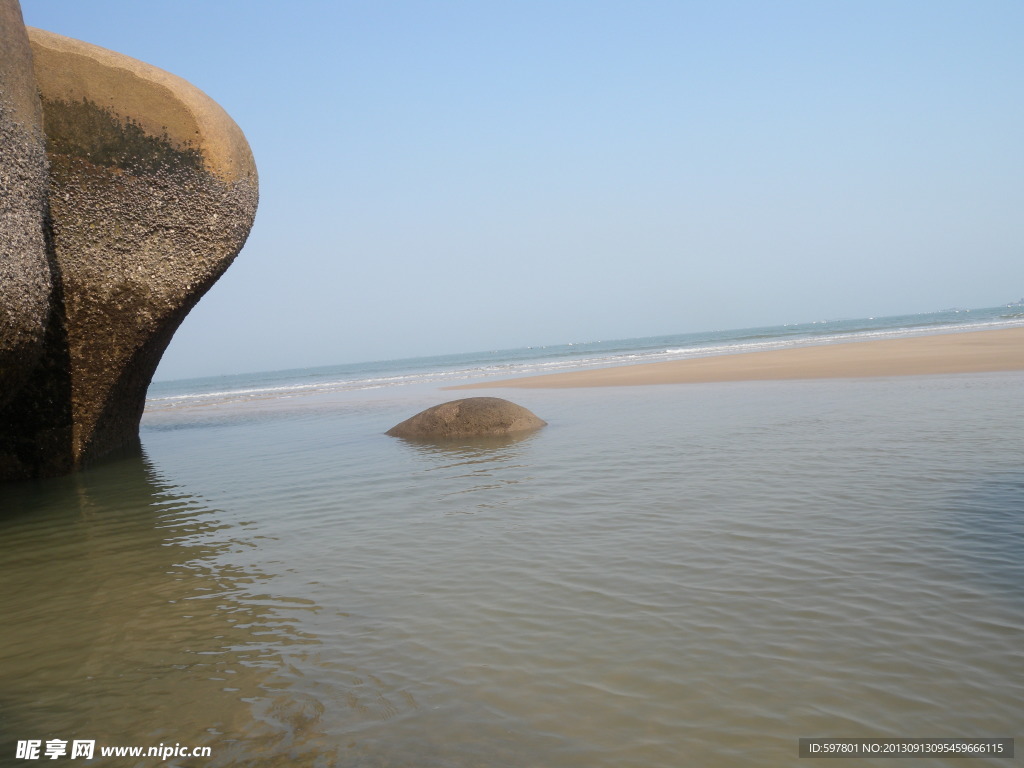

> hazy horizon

[
  {"left": 148, "top": 299, "right": 1022, "bottom": 384},
  {"left": 21, "top": 1, "right": 1024, "bottom": 381}
]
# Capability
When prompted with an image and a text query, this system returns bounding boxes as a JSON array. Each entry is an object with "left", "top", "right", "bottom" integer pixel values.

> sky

[{"left": 20, "top": 1, "right": 1024, "bottom": 381}]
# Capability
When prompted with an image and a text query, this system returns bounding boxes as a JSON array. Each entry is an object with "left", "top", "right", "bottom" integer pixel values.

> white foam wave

[{"left": 147, "top": 315, "right": 1024, "bottom": 411}]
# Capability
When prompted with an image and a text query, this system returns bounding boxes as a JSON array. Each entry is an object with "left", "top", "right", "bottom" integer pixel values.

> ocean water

[
  {"left": 2, "top": 306, "right": 1023, "bottom": 767},
  {"left": 147, "top": 304, "right": 1024, "bottom": 409}
]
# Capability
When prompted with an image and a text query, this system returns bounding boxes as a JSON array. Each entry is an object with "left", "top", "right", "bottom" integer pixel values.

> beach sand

[{"left": 450, "top": 327, "right": 1024, "bottom": 389}]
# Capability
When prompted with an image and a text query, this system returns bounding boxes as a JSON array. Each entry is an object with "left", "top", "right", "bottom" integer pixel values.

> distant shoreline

[{"left": 447, "top": 327, "right": 1024, "bottom": 389}]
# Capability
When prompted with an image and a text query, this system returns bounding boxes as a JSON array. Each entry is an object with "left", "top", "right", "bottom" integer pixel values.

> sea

[{"left": 2, "top": 305, "right": 1023, "bottom": 767}]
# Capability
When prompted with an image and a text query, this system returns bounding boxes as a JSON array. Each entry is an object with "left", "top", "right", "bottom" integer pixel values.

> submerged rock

[{"left": 387, "top": 397, "right": 547, "bottom": 440}]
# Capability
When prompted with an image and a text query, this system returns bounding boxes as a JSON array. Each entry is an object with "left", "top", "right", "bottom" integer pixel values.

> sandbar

[{"left": 448, "top": 327, "right": 1024, "bottom": 389}]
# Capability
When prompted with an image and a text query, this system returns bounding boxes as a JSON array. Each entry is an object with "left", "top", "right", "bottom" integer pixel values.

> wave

[{"left": 146, "top": 308, "right": 1024, "bottom": 411}]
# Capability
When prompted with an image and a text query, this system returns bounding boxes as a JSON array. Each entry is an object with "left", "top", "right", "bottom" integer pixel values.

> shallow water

[{"left": 2, "top": 373, "right": 1023, "bottom": 766}]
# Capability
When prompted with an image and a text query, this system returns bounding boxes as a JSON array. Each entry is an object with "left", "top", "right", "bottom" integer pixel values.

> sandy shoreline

[{"left": 448, "top": 327, "right": 1024, "bottom": 389}]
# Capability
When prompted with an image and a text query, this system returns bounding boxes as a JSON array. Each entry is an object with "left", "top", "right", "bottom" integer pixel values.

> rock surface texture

[
  {"left": 0, "top": 17, "right": 257, "bottom": 480},
  {"left": 387, "top": 397, "right": 547, "bottom": 440},
  {"left": 0, "top": 0, "right": 51, "bottom": 414}
]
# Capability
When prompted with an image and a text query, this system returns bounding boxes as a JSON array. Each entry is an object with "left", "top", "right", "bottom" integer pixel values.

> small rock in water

[{"left": 386, "top": 397, "right": 546, "bottom": 439}]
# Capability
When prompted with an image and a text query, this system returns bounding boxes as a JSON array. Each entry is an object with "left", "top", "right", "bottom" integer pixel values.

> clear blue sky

[{"left": 21, "top": 1, "right": 1024, "bottom": 381}]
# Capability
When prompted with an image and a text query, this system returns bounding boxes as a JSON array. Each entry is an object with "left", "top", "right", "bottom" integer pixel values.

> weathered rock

[
  {"left": 0, "top": 23, "right": 257, "bottom": 480},
  {"left": 0, "top": 0, "right": 51, "bottom": 413},
  {"left": 387, "top": 397, "right": 547, "bottom": 440}
]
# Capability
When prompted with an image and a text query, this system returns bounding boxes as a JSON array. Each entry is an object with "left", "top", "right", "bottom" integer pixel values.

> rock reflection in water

[
  {"left": 0, "top": 452, "right": 323, "bottom": 763},
  {"left": 394, "top": 432, "right": 542, "bottom": 515}
]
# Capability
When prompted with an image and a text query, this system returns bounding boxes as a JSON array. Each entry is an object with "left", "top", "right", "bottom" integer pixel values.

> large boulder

[
  {"left": 0, "top": 0, "right": 51, "bottom": 413},
  {"left": 387, "top": 397, "right": 547, "bottom": 440},
  {"left": 0, "top": 21, "right": 257, "bottom": 480}
]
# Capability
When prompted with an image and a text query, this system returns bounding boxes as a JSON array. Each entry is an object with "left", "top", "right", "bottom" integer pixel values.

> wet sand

[{"left": 450, "top": 327, "right": 1024, "bottom": 389}]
